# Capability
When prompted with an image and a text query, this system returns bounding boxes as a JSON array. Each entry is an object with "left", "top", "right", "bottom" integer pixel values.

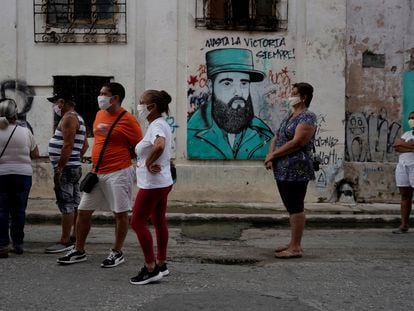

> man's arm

[
  {"left": 80, "top": 138, "right": 89, "bottom": 158},
  {"left": 56, "top": 114, "right": 78, "bottom": 171},
  {"left": 53, "top": 115, "right": 78, "bottom": 185}
]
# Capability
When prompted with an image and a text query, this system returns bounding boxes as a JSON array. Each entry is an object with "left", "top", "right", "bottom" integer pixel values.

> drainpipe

[{"left": 15, "top": 0, "right": 18, "bottom": 105}]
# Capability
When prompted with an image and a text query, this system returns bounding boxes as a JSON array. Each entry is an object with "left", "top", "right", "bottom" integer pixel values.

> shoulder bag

[{"left": 80, "top": 110, "right": 127, "bottom": 193}]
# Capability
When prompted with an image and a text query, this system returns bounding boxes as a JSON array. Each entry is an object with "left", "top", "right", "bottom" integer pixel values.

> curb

[
  {"left": 25, "top": 212, "right": 402, "bottom": 228},
  {"left": 26, "top": 199, "right": 402, "bottom": 228}
]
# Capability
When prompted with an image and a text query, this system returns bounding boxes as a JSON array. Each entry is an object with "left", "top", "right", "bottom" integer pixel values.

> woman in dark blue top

[{"left": 264, "top": 82, "right": 317, "bottom": 259}]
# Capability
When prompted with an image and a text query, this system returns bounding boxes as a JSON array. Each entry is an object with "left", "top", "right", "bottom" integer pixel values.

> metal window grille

[
  {"left": 34, "top": 0, "right": 127, "bottom": 44},
  {"left": 195, "top": 0, "right": 288, "bottom": 31},
  {"left": 52, "top": 76, "right": 112, "bottom": 136}
]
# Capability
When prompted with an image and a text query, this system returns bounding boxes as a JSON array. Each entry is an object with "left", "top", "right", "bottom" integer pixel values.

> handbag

[
  {"left": 311, "top": 143, "right": 321, "bottom": 171},
  {"left": 170, "top": 162, "right": 177, "bottom": 184},
  {"left": 79, "top": 172, "right": 99, "bottom": 193},
  {"left": 80, "top": 111, "right": 127, "bottom": 193}
]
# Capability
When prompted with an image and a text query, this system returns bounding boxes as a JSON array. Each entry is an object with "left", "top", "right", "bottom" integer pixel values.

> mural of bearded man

[{"left": 187, "top": 48, "right": 274, "bottom": 160}]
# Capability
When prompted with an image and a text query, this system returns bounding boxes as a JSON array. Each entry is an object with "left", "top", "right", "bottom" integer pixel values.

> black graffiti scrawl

[
  {"left": 0, "top": 80, "right": 35, "bottom": 131},
  {"left": 345, "top": 111, "right": 401, "bottom": 162}
]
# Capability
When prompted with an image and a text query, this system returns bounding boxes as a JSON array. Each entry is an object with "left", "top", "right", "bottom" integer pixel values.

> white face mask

[
  {"left": 409, "top": 119, "right": 414, "bottom": 129},
  {"left": 137, "top": 104, "right": 150, "bottom": 121},
  {"left": 53, "top": 104, "right": 62, "bottom": 117},
  {"left": 97, "top": 96, "right": 111, "bottom": 110},
  {"left": 287, "top": 96, "right": 301, "bottom": 109}
]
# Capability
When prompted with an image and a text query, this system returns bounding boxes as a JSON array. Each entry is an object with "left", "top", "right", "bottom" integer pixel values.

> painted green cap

[{"left": 206, "top": 48, "right": 265, "bottom": 82}]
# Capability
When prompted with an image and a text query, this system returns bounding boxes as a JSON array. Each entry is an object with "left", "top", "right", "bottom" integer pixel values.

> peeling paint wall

[
  {"left": 1, "top": 1, "right": 347, "bottom": 204},
  {"left": 346, "top": 0, "right": 414, "bottom": 202},
  {"left": 177, "top": 0, "right": 346, "bottom": 203}
]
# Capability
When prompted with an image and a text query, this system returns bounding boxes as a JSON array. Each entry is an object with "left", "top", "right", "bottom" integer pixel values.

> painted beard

[{"left": 212, "top": 94, "right": 254, "bottom": 134}]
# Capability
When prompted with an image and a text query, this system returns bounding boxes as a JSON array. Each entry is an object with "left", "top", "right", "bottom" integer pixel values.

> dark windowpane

[
  {"left": 255, "top": 0, "right": 274, "bottom": 26},
  {"left": 96, "top": 0, "right": 115, "bottom": 19},
  {"left": 53, "top": 76, "right": 112, "bottom": 137},
  {"left": 209, "top": 0, "right": 227, "bottom": 21},
  {"left": 74, "top": 0, "right": 92, "bottom": 20},
  {"left": 232, "top": 0, "right": 249, "bottom": 25},
  {"left": 47, "top": 0, "right": 70, "bottom": 24}
]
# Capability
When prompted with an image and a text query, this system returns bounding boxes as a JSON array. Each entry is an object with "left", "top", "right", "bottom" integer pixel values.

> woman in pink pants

[{"left": 130, "top": 89, "right": 173, "bottom": 285}]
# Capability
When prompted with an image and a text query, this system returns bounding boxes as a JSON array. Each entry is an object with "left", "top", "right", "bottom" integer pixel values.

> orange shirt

[{"left": 92, "top": 108, "right": 143, "bottom": 174}]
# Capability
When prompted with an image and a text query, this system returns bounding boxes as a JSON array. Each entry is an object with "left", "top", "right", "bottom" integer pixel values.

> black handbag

[
  {"left": 80, "top": 111, "right": 127, "bottom": 193},
  {"left": 311, "top": 144, "right": 321, "bottom": 172},
  {"left": 79, "top": 172, "right": 99, "bottom": 193},
  {"left": 170, "top": 165, "right": 177, "bottom": 184}
]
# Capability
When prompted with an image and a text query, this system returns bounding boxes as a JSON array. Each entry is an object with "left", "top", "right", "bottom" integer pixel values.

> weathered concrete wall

[
  {"left": 300, "top": 0, "right": 347, "bottom": 202},
  {"left": 171, "top": 0, "right": 346, "bottom": 203},
  {"left": 346, "top": 0, "right": 413, "bottom": 202},
  {"left": 6, "top": 1, "right": 141, "bottom": 156},
  {"left": 3, "top": 1, "right": 346, "bottom": 204}
]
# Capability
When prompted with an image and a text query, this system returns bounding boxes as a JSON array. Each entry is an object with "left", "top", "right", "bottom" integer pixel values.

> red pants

[{"left": 130, "top": 186, "right": 172, "bottom": 264}]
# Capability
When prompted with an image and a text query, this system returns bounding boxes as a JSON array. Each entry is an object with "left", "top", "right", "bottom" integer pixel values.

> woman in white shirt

[
  {"left": 130, "top": 90, "right": 173, "bottom": 285},
  {"left": 393, "top": 111, "right": 414, "bottom": 234},
  {"left": 0, "top": 98, "right": 39, "bottom": 257}
]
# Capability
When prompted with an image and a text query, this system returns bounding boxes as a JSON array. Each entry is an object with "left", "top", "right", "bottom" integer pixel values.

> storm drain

[{"left": 199, "top": 257, "right": 259, "bottom": 265}]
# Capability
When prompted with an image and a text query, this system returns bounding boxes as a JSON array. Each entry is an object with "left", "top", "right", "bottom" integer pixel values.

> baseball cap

[{"left": 47, "top": 92, "right": 76, "bottom": 104}]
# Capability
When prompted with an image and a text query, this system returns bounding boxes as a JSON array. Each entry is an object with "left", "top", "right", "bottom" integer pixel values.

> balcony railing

[
  {"left": 195, "top": 0, "right": 288, "bottom": 31},
  {"left": 33, "top": 0, "right": 127, "bottom": 44}
]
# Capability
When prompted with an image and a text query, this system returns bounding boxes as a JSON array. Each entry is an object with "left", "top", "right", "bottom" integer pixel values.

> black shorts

[{"left": 276, "top": 180, "right": 309, "bottom": 214}]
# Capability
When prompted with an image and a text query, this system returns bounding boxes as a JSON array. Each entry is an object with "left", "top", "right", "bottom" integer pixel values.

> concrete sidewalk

[{"left": 26, "top": 198, "right": 403, "bottom": 228}]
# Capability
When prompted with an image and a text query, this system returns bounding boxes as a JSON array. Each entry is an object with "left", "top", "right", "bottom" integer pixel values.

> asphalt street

[{"left": 1, "top": 224, "right": 413, "bottom": 311}]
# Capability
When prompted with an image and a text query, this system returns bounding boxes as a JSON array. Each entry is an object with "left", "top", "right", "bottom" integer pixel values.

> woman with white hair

[{"left": 0, "top": 98, "right": 39, "bottom": 258}]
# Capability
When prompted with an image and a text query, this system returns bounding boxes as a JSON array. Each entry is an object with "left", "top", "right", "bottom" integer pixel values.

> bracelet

[{"left": 54, "top": 167, "right": 63, "bottom": 174}]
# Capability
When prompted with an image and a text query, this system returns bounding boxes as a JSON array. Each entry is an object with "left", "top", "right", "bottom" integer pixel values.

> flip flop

[
  {"left": 274, "top": 250, "right": 303, "bottom": 259},
  {"left": 392, "top": 227, "right": 409, "bottom": 234},
  {"left": 274, "top": 245, "right": 289, "bottom": 253}
]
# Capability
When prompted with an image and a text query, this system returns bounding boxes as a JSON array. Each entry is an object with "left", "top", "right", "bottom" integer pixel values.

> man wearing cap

[
  {"left": 45, "top": 93, "right": 88, "bottom": 253},
  {"left": 187, "top": 48, "right": 273, "bottom": 160}
]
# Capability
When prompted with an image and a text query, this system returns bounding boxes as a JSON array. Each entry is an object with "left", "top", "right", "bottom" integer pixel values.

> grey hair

[{"left": 0, "top": 98, "right": 18, "bottom": 129}]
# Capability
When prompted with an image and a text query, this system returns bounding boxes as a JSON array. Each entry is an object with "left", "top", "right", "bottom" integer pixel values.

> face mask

[
  {"left": 409, "top": 119, "right": 414, "bottom": 129},
  {"left": 53, "top": 104, "right": 62, "bottom": 117},
  {"left": 287, "top": 96, "right": 301, "bottom": 109},
  {"left": 137, "top": 104, "right": 150, "bottom": 121},
  {"left": 97, "top": 96, "right": 111, "bottom": 110}
]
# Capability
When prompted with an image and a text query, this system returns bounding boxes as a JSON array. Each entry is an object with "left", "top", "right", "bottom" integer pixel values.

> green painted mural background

[{"left": 403, "top": 71, "right": 414, "bottom": 131}]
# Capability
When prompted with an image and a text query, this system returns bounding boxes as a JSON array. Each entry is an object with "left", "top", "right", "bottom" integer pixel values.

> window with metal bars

[
  {"left": 52, "top": 76, "right": 112, "bottom": 137},
  {"left": 195, "top": 0, "right": 288, "bottom": 31},
  {"left": 45, "top": 0, "right": 115, "bottom": 26},
  {"left": 33, "top": 0, "right": 127, "bottom": 44}
]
